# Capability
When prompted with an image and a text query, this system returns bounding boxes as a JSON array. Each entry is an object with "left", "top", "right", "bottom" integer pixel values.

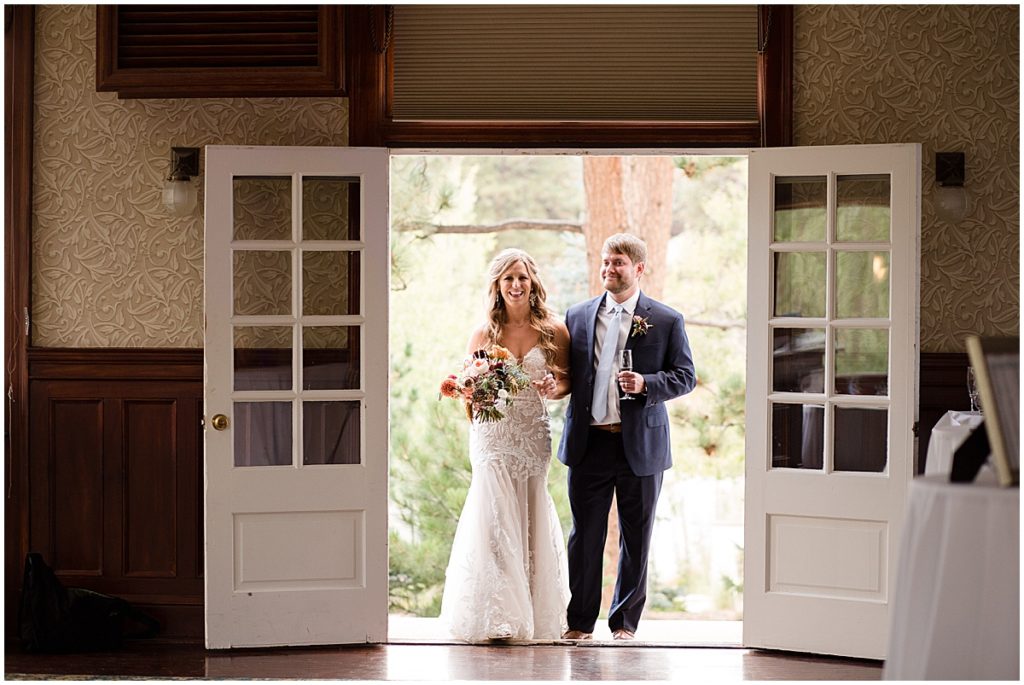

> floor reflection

[{"left": 5, "top": 640, "right": 882, "bottom": 681}]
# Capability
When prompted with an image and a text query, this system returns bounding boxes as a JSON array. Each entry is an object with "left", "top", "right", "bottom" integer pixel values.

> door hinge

[
  {"left": 23, "top": 307, "right": 29, "bottom": 338},
  {"left": 912, "top": 421, "right": 919, "bottom": 437}
]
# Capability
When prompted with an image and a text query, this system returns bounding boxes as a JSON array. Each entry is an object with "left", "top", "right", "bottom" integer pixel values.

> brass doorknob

[{"left": 211, "top": 414, "right": 229, "bottom": 431}]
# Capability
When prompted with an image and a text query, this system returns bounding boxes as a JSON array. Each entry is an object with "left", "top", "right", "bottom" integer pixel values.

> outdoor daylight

[{"left": 387, "top": 154, "right": 748, "bottom": 642}]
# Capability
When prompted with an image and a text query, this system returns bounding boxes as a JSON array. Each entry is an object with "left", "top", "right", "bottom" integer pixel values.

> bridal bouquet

[{"left": 439, "top": 345, "right": 532, "bottom": 422}]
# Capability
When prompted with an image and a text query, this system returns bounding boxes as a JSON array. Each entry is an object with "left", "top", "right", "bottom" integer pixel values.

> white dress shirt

[{"left": 591, "top": 290, "right": 641, "bottom": 425}]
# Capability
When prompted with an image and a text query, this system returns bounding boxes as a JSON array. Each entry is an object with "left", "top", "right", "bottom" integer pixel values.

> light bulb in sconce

[
  {"left": 163, "top": 147, "right": 200, "bottom": 216},
  {"left": 935, "top": 151, "right": 967, "bottom": 223}
]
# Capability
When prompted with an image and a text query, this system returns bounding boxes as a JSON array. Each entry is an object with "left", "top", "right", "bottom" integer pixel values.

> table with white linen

[
  {"left": 924, "top": 410, "right": 984, "bottom": 476},
  {"left": 883, "top": 473, "right": 1019, "bottom": 680}
]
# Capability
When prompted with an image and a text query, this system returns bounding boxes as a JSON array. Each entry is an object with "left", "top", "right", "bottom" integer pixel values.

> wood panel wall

[{"left": 21, "top": 348, "right": 204, "bottom": 639}]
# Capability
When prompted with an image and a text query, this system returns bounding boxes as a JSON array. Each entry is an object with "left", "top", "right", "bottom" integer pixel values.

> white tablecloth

[
  {"left": 924, "top": 410, "right": 985, "bottom": 476},
  {"left": 883, "top": 474, "right": 1019, "bottom": 680}
]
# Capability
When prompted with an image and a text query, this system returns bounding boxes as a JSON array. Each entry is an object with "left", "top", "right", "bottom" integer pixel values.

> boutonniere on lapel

[{"left": 630, "top": 315, "right": 653, "bottom": 338}]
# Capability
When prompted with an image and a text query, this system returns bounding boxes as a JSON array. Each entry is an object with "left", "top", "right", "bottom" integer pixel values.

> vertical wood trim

[
  {"left": 347, "top": 5, "right": 387, "bottom": 147},
  {"left": 758, "top": 5, "right": 794, "bottom": 147},
  {"left": 94, "top": 6, "right": 117, "bottom": 90},
  {"left": 5, "top": 4, "right": 33, "bottom": 633}
]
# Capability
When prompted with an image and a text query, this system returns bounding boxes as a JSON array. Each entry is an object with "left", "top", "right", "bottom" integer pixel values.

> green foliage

[
  {"left": 468, "top": 155, "right": 584, "bottom": 224},
  {"left": 664, "top": 158, "right": 748, "bottom": 480},
  {"left": 389, "top": 343, "right": 473, "bottom": 615}
]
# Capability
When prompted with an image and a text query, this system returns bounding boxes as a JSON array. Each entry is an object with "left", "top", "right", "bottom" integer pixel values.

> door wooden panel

[
  {"left": 48, "top": 399, "right": 105, "bottom": 575},
  {"left": 124, "top": 400, "right": 178, "bottom": 578}
]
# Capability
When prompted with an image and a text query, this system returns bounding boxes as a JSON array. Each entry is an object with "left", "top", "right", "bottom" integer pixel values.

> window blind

[
  {"left": 392, "top": 5, "right": 759, "bottom": 122},
  {"left": 115, "top": 6, "right": 321, "bottom": 69}
]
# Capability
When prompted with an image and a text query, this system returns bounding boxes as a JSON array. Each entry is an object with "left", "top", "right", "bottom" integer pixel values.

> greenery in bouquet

[{"left": 439, "top": 345, "right": 532, "bottom": 422}]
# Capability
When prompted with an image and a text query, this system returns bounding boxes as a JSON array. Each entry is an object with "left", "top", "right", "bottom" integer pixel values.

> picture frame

[{"left": 965, "top": 335, "right": 1019, "bottom": 486}]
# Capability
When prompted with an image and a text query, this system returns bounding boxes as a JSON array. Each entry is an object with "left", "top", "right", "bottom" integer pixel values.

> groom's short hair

[{"left": 602, "top": 233, "right": 647, "bottom": 266}]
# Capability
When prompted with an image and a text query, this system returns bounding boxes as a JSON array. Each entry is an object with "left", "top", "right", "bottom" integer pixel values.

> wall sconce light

[
  {"left": 162, "top": 147, "right": 200, "bottom": 216},
  {"left": 935, "top": 151, "right": 967, "bottom": 223}
]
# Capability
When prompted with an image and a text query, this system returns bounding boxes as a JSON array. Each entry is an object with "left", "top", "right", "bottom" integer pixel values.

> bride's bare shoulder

[{"left": 466, "top": 324, "right": 491, "bottom": 353}]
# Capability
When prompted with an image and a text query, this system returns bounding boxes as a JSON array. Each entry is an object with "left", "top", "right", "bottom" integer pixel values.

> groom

[{"left": 558, "top": 233, "right": 695, "bottom": 641}]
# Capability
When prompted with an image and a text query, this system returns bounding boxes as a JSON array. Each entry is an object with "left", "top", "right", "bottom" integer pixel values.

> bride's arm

[{"left": 547, "top": 321, "right": 572, "bottom": 400}]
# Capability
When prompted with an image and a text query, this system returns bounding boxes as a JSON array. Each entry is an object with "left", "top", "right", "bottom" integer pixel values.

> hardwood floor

[{"left": 5, "top": 641, "right": 882, "bottom": 681}]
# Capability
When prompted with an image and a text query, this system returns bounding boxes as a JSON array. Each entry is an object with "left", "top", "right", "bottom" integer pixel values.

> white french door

[
  {"left": 203, "top": 146, "right": 389, "bottom": 648},
  {"left": 743, "top": 144, "right": 920, "bottom": 659}
]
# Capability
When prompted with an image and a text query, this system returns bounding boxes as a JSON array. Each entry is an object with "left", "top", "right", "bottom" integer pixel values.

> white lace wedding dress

[{"left": 439, "top": 346, "right": 570, "bottom": 641}]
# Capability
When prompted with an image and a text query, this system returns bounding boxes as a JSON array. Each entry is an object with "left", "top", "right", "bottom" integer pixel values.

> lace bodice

[{"left": 469, "top": 346, "right": 551, "bottom": 480}]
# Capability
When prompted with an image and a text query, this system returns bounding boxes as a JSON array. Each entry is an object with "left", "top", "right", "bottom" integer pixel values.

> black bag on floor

[{"left": 18, "top": 552, "right": 161, "bottom": 652}]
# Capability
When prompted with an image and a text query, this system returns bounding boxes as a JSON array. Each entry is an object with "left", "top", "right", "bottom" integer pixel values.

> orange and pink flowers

[{"left": 439, "top": 345, "right": 532, "bottom": 422}]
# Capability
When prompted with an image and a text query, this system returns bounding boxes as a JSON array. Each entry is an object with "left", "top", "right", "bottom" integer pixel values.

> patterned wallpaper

[
  {"left": 31, "top": 5, "right": 348, "bottom": 347},
  {"left": 793, "top": 5, "right": 1020, "bottom": 351},
  {"left": 31, "top": 6, "right": 1018, "bottom": 352}
]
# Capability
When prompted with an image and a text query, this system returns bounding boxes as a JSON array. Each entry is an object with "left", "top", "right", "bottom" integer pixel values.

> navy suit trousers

[{"left": 566, "top": 427, "right": 663, "bottom": 634}]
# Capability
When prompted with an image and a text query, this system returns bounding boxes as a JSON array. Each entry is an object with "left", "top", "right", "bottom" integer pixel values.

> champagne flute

[
  {"left": 967, "top": 366, "right": 981, "bottom": 413},
  {"left": 619, "top": 350, "right": 635, "bottom": 400}
]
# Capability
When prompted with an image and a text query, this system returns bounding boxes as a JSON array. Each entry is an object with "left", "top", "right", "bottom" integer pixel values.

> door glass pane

[
  {"left": 837, "top": 174, "right": 890, "bottom": 242},
  {"left": 303, "top": 177, "right": 359, "bottom": 241},
  {"left": 771, "top": 403, "right": 824, "bottom": 470},
  {"left": 836, "top": 251, "right": 889, "bottom": 318},
  {"left": 834, "top": 407, "right": 887, "bottom": 472},
  {"left": 835, "top": 329, "right": 888, "bottom": 396},
  {"left": 774, "top": 252, "right": 826, "bottom": 318},
  {"left": 234, "top": 401, "right": 292, "bottom": 467},
  {"left": 302, "top": 251, "right": 360, "bottom": 316},
  {"left": 773, "top": 328, "right": 825, "bottom": 392},
  {"left": 303, "top": 401, "right": 360, "bottom": 465},
  {"left": 303, "top": 326, "right": 359, "bottom": 390},
  {"left": 773, "top": 176, "right": 826, "bottom": 242},
  {"left": 233, "top": 176, "right": 292, "bottom": 241},
  {"left": 233, "top": 251, "right": 291, "bottom": 315},
  {"left": 234, "top": 326, "right": 292, "bottom": 391}
]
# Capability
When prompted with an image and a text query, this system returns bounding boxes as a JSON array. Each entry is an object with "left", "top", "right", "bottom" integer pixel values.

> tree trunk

[
  {"left": 582, "top": 157, "right": 674, "bottom": 298},
  {"left": 623, "top": 157, "right": 674, "bottom": 300},
  {"left": 582, "top": 157, "right": 627, "bottom": 297},
  {"left": 581, "top": 155, "right": 675, "bottom": 618}
]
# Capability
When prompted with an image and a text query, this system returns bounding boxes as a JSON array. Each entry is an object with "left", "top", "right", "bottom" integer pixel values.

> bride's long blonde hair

[{"left": 483, "top": 249, "right": 560, "bottom": 371}]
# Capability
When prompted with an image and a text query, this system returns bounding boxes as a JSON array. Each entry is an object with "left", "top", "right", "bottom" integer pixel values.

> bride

[{"left": 439, "top": 248, "right": 571, "bottom": 642}]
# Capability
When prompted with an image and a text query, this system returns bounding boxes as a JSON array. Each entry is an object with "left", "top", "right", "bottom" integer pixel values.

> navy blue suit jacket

[{"left": 557, "top": 291, "right": 696, "bottom": 477}]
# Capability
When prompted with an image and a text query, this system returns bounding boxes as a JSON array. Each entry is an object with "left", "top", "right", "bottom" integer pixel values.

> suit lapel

[
  {"left": 624, "top": 291, "right": 652, "bottom": 350},
  {"left": 584, "top": 294, "right": 605, "bottom": 368}
]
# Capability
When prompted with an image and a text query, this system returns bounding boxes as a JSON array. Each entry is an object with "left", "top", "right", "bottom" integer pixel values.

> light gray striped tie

[{"left": 591, "top": 306, "right": 622, "bottom": 423}]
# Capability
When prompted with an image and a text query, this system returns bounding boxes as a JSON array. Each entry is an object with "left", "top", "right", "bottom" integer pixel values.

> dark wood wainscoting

[
  {"left": 22, "top": 348, "right": 204, "bottom": 640},
  {"left": 918, "top": 352, "right": 971, "bottom": 474}
]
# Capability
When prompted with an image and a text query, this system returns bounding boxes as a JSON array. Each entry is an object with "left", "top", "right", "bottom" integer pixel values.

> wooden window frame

[
  {"left": 95, "top": 6, "right": 346, "bottom": 99},
  {"left": 347, "top": 5, "right": 792, "bottom": 148}
]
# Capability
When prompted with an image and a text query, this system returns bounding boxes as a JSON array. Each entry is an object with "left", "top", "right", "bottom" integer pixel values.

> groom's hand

[{"left": 617, "top": 371, "right": 645, "bottom": 394}]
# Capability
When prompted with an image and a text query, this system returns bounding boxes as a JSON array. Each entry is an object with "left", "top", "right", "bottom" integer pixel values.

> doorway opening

[{"left": 386, "top": 153, "right": 747, "bottom": 645}]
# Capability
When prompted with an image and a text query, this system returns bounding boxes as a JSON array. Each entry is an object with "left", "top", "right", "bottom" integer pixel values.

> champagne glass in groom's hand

[{"left": 619, "top": 350, "right": 635, "bottom": 400}]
